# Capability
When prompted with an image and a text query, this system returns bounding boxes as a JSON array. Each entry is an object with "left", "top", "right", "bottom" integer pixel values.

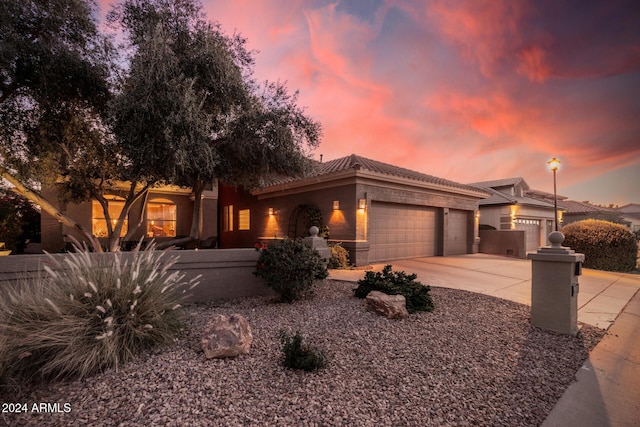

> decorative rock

[
  {"left": 201, "top": 314, "right": 253, "bottom": 359},
  {"left": 364, "top": 291, "right": 409, "bottom": 319}
]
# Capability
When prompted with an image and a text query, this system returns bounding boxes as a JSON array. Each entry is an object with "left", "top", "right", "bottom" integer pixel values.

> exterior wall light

[
  {"left": 358, "top": 198, "right": 366, "bottom": 210},
  {"left": 268, "top": 207, "right": 274, "bottom": 216},
  {"left": 333, "top": 200, "right": 340, "bottom": 210}
]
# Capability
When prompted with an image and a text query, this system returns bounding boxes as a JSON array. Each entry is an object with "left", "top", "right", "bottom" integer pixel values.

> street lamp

[{"left": 547, "top": 157, "right": 561, "bottom": 231}]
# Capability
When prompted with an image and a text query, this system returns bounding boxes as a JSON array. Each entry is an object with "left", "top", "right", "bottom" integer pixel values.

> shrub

[
  {"left": 279, "top": 330, "right": 327, "bottom": 372},
  {"left": 353, "top": 265, "right": 434, "bottom": 313},
  {"left": 328, "top": 242, "right": 350, "bottom": 269},
  {"left": 254, "top": 238, "right": 328, "bottom": 303},
  {"left": 561, "top": 219, "right": 638, "bottom": 272},
  {"left": 0, "top": 241, "right": 198, "bottom": 383}
]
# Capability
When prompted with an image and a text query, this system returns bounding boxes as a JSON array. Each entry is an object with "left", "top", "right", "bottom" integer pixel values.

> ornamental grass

[{"left": 0, "top": 240, "right": 198, "bottom": 384}]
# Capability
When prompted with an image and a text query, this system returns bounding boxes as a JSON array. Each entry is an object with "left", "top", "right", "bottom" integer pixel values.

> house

[
  {"left": 468, "top": 177, "right": 561, "bottom": 253},
  {"left": 557, "top": 200, "right": 630, "bottom": 228},
  {"left": 40, "top": 182, "right": 218, "bottom": 253},
  {"left": 616, "top": 204, "right": 640, "bottom": 234},
  {"left": 218, "top": 154, "right": 490, "bottom": 265},
  {"left": 40, "top": 154, "right": 489, "bottom": 265}
]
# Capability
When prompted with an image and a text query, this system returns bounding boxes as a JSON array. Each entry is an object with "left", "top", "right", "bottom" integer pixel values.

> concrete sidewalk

[{"left": 329, "top": 254, "right": 640, "bottom": 427}]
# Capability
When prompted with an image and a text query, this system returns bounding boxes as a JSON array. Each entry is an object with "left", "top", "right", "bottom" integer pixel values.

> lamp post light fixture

[{"left": 547, "top": 157, "right": 561, "bottom": 231}]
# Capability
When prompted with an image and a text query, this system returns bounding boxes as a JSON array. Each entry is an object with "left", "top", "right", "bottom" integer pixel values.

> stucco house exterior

[
  {"left": 40, "top": 154, "right": 489, "bottom": 266},
  {"left": 468, "top": 177, "right": 560, "bottom": 253},
  {"left": 219, "top": 154, "right": 490, "bottom": 266},
  {"left": 40, "top": 182, "right": 218, "bottom": 253}
]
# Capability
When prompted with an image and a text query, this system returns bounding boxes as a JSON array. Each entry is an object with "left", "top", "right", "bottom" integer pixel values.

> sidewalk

[{"left": 329, "top": 254, "right": 640, "bottom": 427}]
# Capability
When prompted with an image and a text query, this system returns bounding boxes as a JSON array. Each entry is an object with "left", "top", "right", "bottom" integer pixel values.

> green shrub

[
  {"left": 254, "top": 238, "right": 328, "bottom": 303},
  {"left": 0, "top": 241, "right": 198, "bottom": 383},
  {"left": 353, "top": 265, "right": 434, "bottom": 313},
  {"left": 328, "top": 242, "right": 350, "bottom": 269},
  {"left": 279, "top": 330, "right": 327, "bottom": 372},
  {"left": 561, "top": 219, "right": 638, "bottom": 272}
]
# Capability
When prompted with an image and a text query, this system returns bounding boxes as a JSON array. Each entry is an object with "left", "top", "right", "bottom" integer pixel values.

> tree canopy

[{"left": 1, "top": 0, "right": 322, "bottom": 251}]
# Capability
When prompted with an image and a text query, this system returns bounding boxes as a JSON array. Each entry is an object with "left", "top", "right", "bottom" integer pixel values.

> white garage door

[
  {"left": 369, "top": 202, "right": 437, "bottom": 262},
  {"left": 515, "top": 219, "right": 540, "bottom": 252},
  {"left": 447, "top": 209, "right": 468, "bottom": 255}
]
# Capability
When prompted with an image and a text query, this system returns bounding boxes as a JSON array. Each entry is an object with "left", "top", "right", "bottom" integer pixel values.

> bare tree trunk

[
  {"left": 107, "top": 182, "right": 150, "bottom": 252},
  {"left": 156, "top": 179, "right": 205, "bottom": 250},
  {"left": 1, "top": 167, "right": 103, "bottom": 252}
]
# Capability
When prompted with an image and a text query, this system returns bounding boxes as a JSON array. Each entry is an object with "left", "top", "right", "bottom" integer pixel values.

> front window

[
  {"left": 223, "top": 205, "right": 233, "bottom": 231},
  {"left": 92, "top": 197, "right": 128, "bottom": 238},
  {"left": 147, "top": 198, "right": 176, "bottom": 237},
  {"left": 238, "top": 209, "right": 250, "bottom": 230}
]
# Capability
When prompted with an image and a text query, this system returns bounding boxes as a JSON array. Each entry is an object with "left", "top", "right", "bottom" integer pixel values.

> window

[
  {"left": 238, "top": 209, "right": 250, "bottom": 230},
  {"left": 92, "top": 197, "right": 128, "bottom": 238},
  {"left": 223, "top": 205, "right": 233, "bottom": 232},
  {"left": 147, "top": 198, "right": 176, "bottom": 237}
]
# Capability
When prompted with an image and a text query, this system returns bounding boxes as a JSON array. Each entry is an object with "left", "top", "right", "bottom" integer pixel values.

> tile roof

[
  {"left": 467, "top": 177, "right": 529, "bottom": 190},
  {"left": 559, "top": 200, "right": 616, "bottom": 213},
  {"left": 468, "top": 179, "right": 556, "bottom": 208},
  {"left": 258, "top": 154, "right": 488, "bottom": 195},
  {"left": 476, "top": 188, "right": 556, "bottom": 208}
]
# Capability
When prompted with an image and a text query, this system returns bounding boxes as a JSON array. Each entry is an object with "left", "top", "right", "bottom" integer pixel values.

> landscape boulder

[
  {"left": 201, "top": 314, "right": 253, "bottom": 359},
  {"left": 364, "top": 291, "right": 409, "bottom": 319}
]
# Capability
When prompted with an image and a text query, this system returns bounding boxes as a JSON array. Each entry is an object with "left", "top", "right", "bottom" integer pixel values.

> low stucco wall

[
  {"left": 479, "top": 230, "right": 526, "bottom": 259},
  {"left": 0, "top": 249, "right": 273, "bottom": 303}
]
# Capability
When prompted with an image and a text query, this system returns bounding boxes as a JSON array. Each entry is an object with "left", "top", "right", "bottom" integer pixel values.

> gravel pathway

[{"left": 1, "top": 280, "right": 604, "bottom": 427}]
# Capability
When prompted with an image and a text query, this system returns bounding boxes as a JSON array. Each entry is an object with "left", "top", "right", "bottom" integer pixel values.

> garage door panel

[
  {"left": 447, "top": 209, "right": 468, "bottom": 255},
  {"left": 369, "top": 202, "right": 437, "bottom": 262}
]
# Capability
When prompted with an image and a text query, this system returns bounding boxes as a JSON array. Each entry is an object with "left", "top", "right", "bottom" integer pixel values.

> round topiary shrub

[
  {"left": 254, "top": 238, "right": 328, "bottom": 302},
  {"left": 561, "top": 219, "right": 638, "bottom": 272}
]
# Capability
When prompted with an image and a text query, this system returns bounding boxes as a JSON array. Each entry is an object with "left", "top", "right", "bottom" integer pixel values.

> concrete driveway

[{"left": 329, "top": 253, "right": 640, "bottom": 329}]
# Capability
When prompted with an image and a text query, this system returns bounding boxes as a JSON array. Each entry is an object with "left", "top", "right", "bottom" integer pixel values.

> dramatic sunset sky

[{"left": 99, "top": 0, "right": 640, "bottom": 205}]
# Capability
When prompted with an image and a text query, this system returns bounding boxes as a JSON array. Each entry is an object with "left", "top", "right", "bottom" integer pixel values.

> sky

[{"left": 97, "top": 0, "right": 640, "bottom": 205}]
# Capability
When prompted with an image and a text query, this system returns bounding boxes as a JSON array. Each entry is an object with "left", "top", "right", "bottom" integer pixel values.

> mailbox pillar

[{"left": 527, "top": 231, "right": 584, "bottom": 335}]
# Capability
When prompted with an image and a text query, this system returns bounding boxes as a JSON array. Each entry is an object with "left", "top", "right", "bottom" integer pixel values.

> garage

[
  {"left": 515, "top": 219, "right": 540, "bottom": 252},
  {"left": 447, "top": 209, "right": 469, "bottom": 255},
  {"left": 368, "top": 202, "right": 437, "bottom": 262}
]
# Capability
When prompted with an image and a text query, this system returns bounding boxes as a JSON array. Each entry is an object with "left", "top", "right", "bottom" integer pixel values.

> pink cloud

[{"left": 93, "top": 0, "right": 640, "bottom": 204}]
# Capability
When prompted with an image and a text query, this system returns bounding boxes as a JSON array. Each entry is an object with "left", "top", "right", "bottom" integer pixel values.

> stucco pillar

[{"left": 527, "top": 231, "right": 584, "bottom": 335}]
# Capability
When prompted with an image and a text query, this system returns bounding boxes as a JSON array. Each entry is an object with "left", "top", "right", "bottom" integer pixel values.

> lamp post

[{"left": 547, "top": 157, "right": 561, "bottom": 231}]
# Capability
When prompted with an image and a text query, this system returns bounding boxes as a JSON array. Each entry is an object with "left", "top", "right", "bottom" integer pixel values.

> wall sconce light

[
  {"left": 333, "top": 200, "right": 340, "bottom": 210},
  {"left": 358, "top": 198, "right": 366, "bottom": 210},
  {"left": 268, "top": 207, "right": 274, "bottom": 216}
]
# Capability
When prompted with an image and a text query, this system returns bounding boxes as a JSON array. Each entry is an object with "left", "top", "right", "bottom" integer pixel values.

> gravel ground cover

[{"left": 1, "top": 280, "right": 604, "bottom": 427}]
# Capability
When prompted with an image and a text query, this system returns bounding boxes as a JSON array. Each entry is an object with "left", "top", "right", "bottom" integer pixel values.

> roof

[
  {"left": 255, "top": 154, "right": 490, "bottom": 198},
  {"left": 559, "top": 200, "right": 617, "bottom": 214},
  {"left": 468, "top": 178, "right": 557, "bottom": 209},
  {"left": 467, "top": 177, "right": 529, "bottom": 190},
  {"left": 476, "top": 187, "right": 557, "bottom": 208},
  {"left": 617, "top": 203, "right": 640, "bottom": 213}
]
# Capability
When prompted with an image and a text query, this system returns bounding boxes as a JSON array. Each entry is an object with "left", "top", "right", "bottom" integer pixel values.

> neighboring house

[
  {"left": 219, "top": 154, "right": 490, "bottom": 266},
  {"left": 616, "top": 204, "right": 640, "bottom": 233},
  {"left": 468, "top": 177, "right": 561, "bottom": 253},
  {"left": 40, "top": 182, "right": 218, "bottom": 252},
  {"left": 557, "top": 200, "right": 630, "bottom": 228}
]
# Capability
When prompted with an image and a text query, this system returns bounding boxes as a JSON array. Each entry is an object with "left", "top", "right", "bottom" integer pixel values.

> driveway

[{"left": 329, "top": 253, "right": 640, "bottom": 329}]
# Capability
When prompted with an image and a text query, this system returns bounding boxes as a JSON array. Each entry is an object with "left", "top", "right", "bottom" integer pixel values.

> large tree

[
  {"left": 109, "top": 0, "right": 322, "bottom": 248},
  {"left": 0, "top": 0, "right": 157, "bottom": 252}
]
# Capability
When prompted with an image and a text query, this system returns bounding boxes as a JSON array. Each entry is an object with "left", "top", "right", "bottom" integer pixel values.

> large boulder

[
  {"left": 201, "top": 314, "right": 253, "bottom": 359},
  {"left": 364, "top": 291, "right": 409, "bottom": 319}
]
